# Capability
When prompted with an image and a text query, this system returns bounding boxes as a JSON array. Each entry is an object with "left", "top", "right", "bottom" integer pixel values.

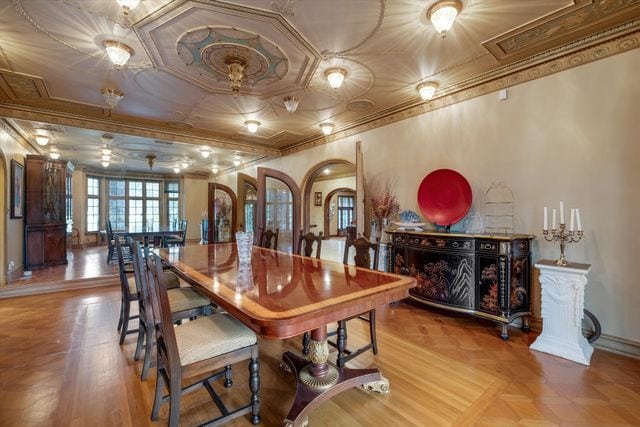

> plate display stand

[{"left": 484, "top": 182, "right": 514, "bottom": 235}]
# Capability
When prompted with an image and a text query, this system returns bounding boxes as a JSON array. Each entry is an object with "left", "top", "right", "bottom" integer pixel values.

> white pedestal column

[{"left": 530, "top": 260, "right": 593, "bottom": 365}]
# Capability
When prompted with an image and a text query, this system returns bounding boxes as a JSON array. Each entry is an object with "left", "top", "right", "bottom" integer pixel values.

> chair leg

[
  {"left": 336, "top": 320, "right": 347, "bottom": 368},
  {"left": 224, "top": 365, "right": 233, "bottom": 388},
  {"left": 151, "top": 366, "right": 165, "bottom": 421},
  {"left": 249, "top": 356, "right": 260, "bottom": 425},
  {"left": 119, "top": 299, "right": 131, "bottom": 345},
  {"left": 107, "top": 245, "right": 113, "bottom": 264},
  {"left": 117, "top": 295, "right": 124, "bottom": 332},
  {"left": 134, "top": 317, "right": 145, "bottom": 361},
  {"left": 168, "top": 375, "right": 181, "bottom": 427},
  {"left": 302, "top": 332, "right": 310, "bottom": 355},
  {"left": 369, "top": 309, "right": 378, "bottom": 355},
  {"left": 141, "top": 320, "right": 154, "bottom": 381}
]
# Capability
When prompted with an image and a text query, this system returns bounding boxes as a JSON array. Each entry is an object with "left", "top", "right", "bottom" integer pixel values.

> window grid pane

[
  {"left": 108, "top": 179, "right": 125, "bottom": 197},
  {"left": 87, "top": 177, "right": 100, "bottom": 196},
  {"left": 168, "top": 199, "right": 179, "bottom": 227},
  {"left": 129, "top": 181, "right": 143, "bottom": 198},
  {"left": 108, "top": 199, "right": 126, "bottom": 230},
  {"left": 146, "top": 200, "right": 160, "bottom": 228},
  {"left": 146, "top": 182, "right": 160, "bottom": 198},
  {"left": 87, "top": 198, "right": 100, "bottom": 232},
  {"left": 129, "top": 199, "right": 143, "bottom": 232}
]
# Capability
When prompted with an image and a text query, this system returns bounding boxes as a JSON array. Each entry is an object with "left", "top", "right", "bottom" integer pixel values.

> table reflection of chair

[
  {"left": 163, "top": 220, "right": 187, "bottom": 247},
  {"left": 298, "top": 230, "right": 323, "bottom": 259},
  {"left": 258, "top": 227, "right": 279, "bottom": 249}
]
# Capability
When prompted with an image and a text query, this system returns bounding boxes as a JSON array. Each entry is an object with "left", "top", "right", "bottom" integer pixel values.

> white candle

[
  {"left": 552, "top": 209, "right": 557, "bottom": 230},
  {"left": 543, "top": 206, "right": 548, "bottom": 231},
  {"left": 576, "top": 208, "right": 582, "bottom": 231},
  {"left": 559, "top": 201, "right": 565, "bottom": 225},
  {"left": 570, "top": 208, "right": 575, "bottom": 232}
]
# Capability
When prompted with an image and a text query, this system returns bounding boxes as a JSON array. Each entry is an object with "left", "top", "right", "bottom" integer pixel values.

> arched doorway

[
  {"left": 0, "top": 150, "right": 6, "bottom": 285},
  {"left": 323, "top": 188, "right": 356, "bottom": 240},
  {"left": 300, "top": 159, "right": 356, "bottom": 234},
  {"left": 237, "top": 173, "right": 257, "bottom": 235},
  {"left": 207, "top": 183, "right": 237, "bottom": 243},
  {"left": 256, "top": 167, "right": 301, "bottom": 254}
]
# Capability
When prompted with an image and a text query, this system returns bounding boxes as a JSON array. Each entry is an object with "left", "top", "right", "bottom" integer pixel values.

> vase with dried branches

[{"left": 367, "top": 179, "right": 400, "bottom": 240}]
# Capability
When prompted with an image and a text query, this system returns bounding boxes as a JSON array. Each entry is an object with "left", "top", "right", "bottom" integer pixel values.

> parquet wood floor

[{"left": 0, "top": 287, "right": 638, "bottom": 426}]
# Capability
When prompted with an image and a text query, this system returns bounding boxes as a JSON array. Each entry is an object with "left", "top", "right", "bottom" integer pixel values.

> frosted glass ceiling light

[
  {"left": 427, "top": 0, "right": 462, "bottom": 38},
  {"left": 102, "top": 161, "right": 110, "bottom": 168},
  {"left": 319, "top": 122, "right": 334, "bottom": 135},
  {"left": 116, "top": 0, "right": 140, "bottom": 12},
  {"left": 417, "top": 81, "right": 438, "bottom": 100},
  {"left": 324, "top": 68, "right": 346, "bottom": 89},
  {"left": 233, "top": 156, "right": 242, "bottom": 167},
  {"left": 283, "top": 96, "right": 299, "bottom": 113},
  {"left": 50, "top": 147, "right": 60, "bottom": 160},
  {"left": 211, "top": 164, "right": 220, "bottom": 174},
  {"left": 101, "top": 146, "right": 112, "bottom": 156},
  {"left": 180, "top": 160, "right": 190, "bottom": 169},
  {"left": 200, "top": 148, "right": 211, "bottom": 158},
  {"left": 173, "top": 166, "right": 180, "bottom": 174},
  {"left": 35, "top": 134, "right": 49, "bottom": 146},
  {"left": 103, "top": 40, "right": 133, "bottom": 67},
  {"left": 101, "top": 154, "right": 111, "bottom": 162},
  {"left": 101, "top": 88, "right": 124, "bottom": 109},
  {"left": 245, "top": 120, "right": 260, "bottom": 134}
]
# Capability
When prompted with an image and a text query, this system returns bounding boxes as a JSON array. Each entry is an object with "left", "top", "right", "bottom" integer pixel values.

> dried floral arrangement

[{"left": 367, "top": 179, "right": 400, "bottom": 225}]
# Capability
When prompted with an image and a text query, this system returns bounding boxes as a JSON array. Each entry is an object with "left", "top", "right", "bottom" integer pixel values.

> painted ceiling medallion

[{"left": 177, "top": 27, "right": 288, "bottom": 92}]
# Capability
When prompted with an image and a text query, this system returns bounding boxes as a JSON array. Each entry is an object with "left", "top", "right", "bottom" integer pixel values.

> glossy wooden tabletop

[{"left": 157, "top": 244, "right": 415, "bottom": 338}]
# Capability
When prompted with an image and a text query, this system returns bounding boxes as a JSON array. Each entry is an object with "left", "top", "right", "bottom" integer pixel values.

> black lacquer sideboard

[{"left": 386, "top": 230, "right": 534, "bottom": 339}]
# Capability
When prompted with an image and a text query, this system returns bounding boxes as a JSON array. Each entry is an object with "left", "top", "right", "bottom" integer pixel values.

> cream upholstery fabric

[
  {"left": 175, "top": 313, "right": 257, "bottom": 366},
  {"left": 126, "top": 276, "right": 138, "bottom": 295},
  {"left": 168, "top": 288, "right": 210, "bottom": 313},
  {"left": 165, "top": 271, "right": 182, "bottom": 289}
]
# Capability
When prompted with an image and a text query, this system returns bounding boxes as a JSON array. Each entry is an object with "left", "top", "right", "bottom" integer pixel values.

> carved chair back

[
  {"left": 298, "top": 230, "right": 323, "bottom": 259},
  {"left": 343, "top": 236, "right": 379, "bottom": 270},
  {"left": 115, "top": 237, "right": 135, "bottom": 297},
  {"left": 258, "top": 227, "right": 279, "bottom": 249}
]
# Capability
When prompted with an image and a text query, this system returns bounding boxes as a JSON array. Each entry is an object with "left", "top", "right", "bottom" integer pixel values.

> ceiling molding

[
  {"left": 282, "top": 27, "right": 640, "bottom": 156},
  {"left": 0, "top": 118, "right": 40, "bottom": 154}
]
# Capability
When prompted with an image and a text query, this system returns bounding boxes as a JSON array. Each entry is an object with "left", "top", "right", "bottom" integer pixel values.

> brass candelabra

[{"left": 542, "top": 224, "right": 583, "bottom": 266}]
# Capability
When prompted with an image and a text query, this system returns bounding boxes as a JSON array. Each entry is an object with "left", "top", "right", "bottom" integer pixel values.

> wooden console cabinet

[
  {"left": 386, "top": 230, "right": 534, "bottom": 339},
  {"left": 24, "top": 155, "right": 69, "bottom": 270}
]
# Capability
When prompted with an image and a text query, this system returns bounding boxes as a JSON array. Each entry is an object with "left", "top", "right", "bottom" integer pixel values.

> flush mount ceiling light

[
  {"left": 245, "top": 120, "right": 260, "bottom": 134},
  {"left": 319, "top": 122, "right": 334, "bottom": 135},
  {"left": 34, "top": 134, "right": 49, "bottom": 146},
  {"left": 283, "top": 96, "right": 300, "bottom": 113},
  {"left": 324, "top": 168, "right": 330, "bottom": 175},
  {"left": 211, "top": 164, "right": 220, "bottom": 174},
  {"left": 103, "top": 40, "right": 133, "bottom": 67},
  {"left": 417, "top": 81, "right": 439, "bottom": 100},
  {"left": 101, "top": 88, "right": 124, "bottom": 109},
  {"left": 101, "top": 146, "right": 112, "bottom": 156},
  {"left": 224, "top": 56, "right": 247, "bottom": 93},
  {"left": 180, "top": 159, "right": 190, "bottom": 169},
  {"left": 233, "top": 156, "right": 242, "bottom": 167},
  {"left": 49, "top": 147, "right": 60, "bottom": 160},
  {"left": 101, "top": 154, "right": 111, "bottom": 162},
  {"left": 101, "top": 134, "right": 113, "bottom": 144},
  {"left": 102, "top": 161, "right": 110, "bottom": 168},
  {"left": 116, "top": 0, "right": 140, "bottom": 14},
  {"left": 200, "top": 148, "right": 211, "bottom": 158},
  {"left": 173, "top": 166, "right": 181, "bottom": 174},
  {"left": 427, "top": 0, "right": 462, "bottom": 38},
  {"left": 325, "top": 68, "right": 347, "bottom": 89}
]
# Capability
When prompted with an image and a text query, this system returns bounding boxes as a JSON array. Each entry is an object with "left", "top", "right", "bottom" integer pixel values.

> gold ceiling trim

[
  {"left": 0, "top": 103, "right": 281, "bottom": 157},
  {"left": 0, "top": 119, "right": 40, "bottom": 154},
  {"left": 283, "top": 29, "right": 640, "bottom": 156}
]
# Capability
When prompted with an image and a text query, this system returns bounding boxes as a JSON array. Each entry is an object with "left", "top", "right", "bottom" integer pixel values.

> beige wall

[
  {"left": 218, "top": 49, "right": 640, "bottom": 343},
  {"left": 183, "top": 178, "right": 208, "bottom": 241},
  {"left": 310, "top": 177, "right": 356, "bottom": 236},
  {"left": 0, "top": 125, "right": 31, "bottom": 282}
]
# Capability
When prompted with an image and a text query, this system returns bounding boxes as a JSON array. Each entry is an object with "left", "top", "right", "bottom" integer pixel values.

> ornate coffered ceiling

[{"left": 0, "top": 0, "right": 639, "bottom": 168}]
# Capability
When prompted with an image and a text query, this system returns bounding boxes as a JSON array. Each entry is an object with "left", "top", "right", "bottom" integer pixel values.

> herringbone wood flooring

[{"left": 0, "top": 286, "right": 638, "bottom": 426}]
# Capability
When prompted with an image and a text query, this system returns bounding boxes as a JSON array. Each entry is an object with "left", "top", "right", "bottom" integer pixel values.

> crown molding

[{"left": 0, "top": 118, "right": 40, "bottom": 154}]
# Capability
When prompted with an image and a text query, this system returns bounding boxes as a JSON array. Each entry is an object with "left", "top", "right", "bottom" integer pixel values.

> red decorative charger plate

[{"left": 417, "top": 169, "right": 472, "bottom": 226}]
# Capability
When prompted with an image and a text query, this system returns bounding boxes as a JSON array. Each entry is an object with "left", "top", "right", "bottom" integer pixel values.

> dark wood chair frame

[
  {"left": 302, "top": 236, "right": 380, "bottom": 367},
  {"left": 131, "top": 240, "right": 215, "bottom": 380},
  {"left": 115, "top": 237, "right": 138, "bottom": 345},
  {"left": 163, "top": 219, "right": 187, "bottom": 247},
  {"left": 147, "top": 256, "right": 260, "bottom": 426},
  {"left": 106, "top": 219, "right": 120, "bottom": 263},
  {"left": 298, "top": 230, "right": 323, "bottom": 259},
  {"left": 258, "top": 227, "right": 279, "bottom": 249}
]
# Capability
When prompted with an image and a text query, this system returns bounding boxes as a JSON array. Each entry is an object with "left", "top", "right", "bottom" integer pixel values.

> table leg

[{"left": 282, "top": 325, "right": 381, "bottom": 427}]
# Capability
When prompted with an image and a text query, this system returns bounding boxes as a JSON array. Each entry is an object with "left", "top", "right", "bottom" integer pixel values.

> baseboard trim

[
  {"left": 7, "top": 265, "right": 24, "bottom": 282},
  {"left": 0, "top": 275, "right": 119, "bottom": 298}
]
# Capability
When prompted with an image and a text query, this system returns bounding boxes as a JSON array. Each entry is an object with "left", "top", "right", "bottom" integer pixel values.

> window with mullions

[
  {"left": 66, "top": 173, "right": 73, "bottom": 233},
  {"left": 86, "top": 177, "right": 101, "bottom": 232},
  {"left": 105, "top": 179, "right": 162, "bottom": 232},
  {"left": 337, "top": 195, "right": 354, "bottom": 230},
  {"left": 108, "top": 179, "right": 126, "bottom": 231},
  {"left": 166, "top": 181, "right": 180, "bottom": 227}
]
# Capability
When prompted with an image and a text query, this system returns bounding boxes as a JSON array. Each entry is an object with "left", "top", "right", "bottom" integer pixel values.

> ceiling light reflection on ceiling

[
  {"left": 211, "top": 165, "right": 220, "bottom": 174},
  {"left": 283, "top": 96, "right": 299, "bottom": 113},
  {"left": 245, "top": 120, "right": 260, "bottom": 134},
  {"left": 101, "top": 154, "right": 111, "bottom": 162},
  {"left": 50, "top": 147, "right": 60, "bottom": 160},
  {"left": 101, "top": 161, "right": 110, "bottom": 168},
  {"left": 324, "top": 168, "right": 330, "bottom": 175},
  {"left": 180, "top": 160, "right": 190, "bottom": 169},
  {"left": 320, "top": 122, "right": 334, "bottom": 135},
  {"left": 325, "top": 68, "right": 346, "bottom": 89},
  {"left": 173, "top": 166, "right": 180, "bottom": 174},
  {"left": 200, "top": 148, "right": 211, "bottom": 158},
  {"left": 417, "top": 81, "right": 438, "bottom": 100},
  {"left": 103, "top": 40, "right": 133, "bottom": 67},
  {"left": 116, "top": 0, "right": 140, "bottom": 12},
  {"left": 101, "top": 146, "right": 112, "bottom": 156},
  {"left": 101, "top": 88, "right": 124, "bottom": 109},
  {"left": 233, "top": 156, "right": 242, "bottom": 167},
  {"left": 427, "top": 0, "right": 462, "bottom": 38},
  {"left": 35, "top": 134, "right": 49, "bottom": 146}
]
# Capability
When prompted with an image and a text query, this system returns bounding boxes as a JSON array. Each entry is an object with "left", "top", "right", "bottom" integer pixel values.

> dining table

[
  {"left": 115, "top": 224, "right": 182, "bottom": 246},
  {"left": 156, "top": 243, "right": 416, "bottom": 426}
]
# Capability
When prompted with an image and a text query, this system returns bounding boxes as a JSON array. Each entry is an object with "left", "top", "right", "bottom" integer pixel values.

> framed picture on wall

[
  {"left": 10, "top": 159, "right": 24, "bottom": 219},
  {"left": 314, "top": 191, "right": 322, "bottom": 206}
]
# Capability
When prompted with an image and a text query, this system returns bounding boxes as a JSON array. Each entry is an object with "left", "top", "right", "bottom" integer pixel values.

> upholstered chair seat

[{"left": 168, "top": 288, "right": 212, "bottom": 314}]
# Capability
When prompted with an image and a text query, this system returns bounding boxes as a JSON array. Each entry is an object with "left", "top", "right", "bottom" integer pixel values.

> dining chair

[
  {"left": 115, "top": 237, "right": 139, "bottom": 344},
  {"left": 106, "top": 219, "right": 119, "bottom": 263},
  {"left": 131, "top": 240, "right": 215, "bottom": 381},
  {"left": 302, "top": 236, "right": 380, "bottom": 367},
  {"left": 147, "top": 255, "right": 260, "bottom": 426},
  {"left": 163, "top": 219, "right": 188, "bottom": 247},
  {"left": 258, "top": 227, "right": 279, "bottom": 249},
  {"left": 298, "top": 230, "right": 323, "bottom": 259}
]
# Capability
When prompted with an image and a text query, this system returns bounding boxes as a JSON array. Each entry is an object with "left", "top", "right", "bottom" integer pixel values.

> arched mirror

[
  {"left": 237, "top": 173, "right": 257, "bottom": 235},
  {"left": 208, "top": 183, "right": 237, "bottom": 243}
]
